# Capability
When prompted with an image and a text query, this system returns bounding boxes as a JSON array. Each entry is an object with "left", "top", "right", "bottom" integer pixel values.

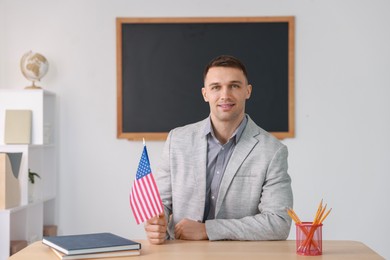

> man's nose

[{"left": 220, "top": 86, "right": 231, "bottom": 99}]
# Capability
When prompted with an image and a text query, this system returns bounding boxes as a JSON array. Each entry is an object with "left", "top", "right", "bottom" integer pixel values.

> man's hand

[
  {"left": 144, "top": 213, "right": 167, "bottom": 244},
  {"left": 174, "top": 218, "right": 208, "bottom": 240}
]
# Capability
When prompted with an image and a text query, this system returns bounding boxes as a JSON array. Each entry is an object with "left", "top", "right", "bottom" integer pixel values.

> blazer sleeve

[
  {"left": 155, "top": 131, "right": 173, "bottom": 223},
  {"left": 205, "top": 145, "right": 293, "bottom": 241}
]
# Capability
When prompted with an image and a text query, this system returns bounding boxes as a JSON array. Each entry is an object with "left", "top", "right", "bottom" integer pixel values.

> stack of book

[{"left": 42, "top": 232, "right": 141, "bottom": 259}]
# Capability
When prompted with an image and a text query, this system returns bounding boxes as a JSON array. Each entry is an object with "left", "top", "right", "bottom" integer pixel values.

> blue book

[{"left": 42, "top": 233, "right": 141, "bottom": 255}]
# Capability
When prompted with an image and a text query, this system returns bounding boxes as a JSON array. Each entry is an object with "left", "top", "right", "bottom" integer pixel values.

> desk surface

[{"left": 9, "top": 240, "right": 384, "bottom": 260}]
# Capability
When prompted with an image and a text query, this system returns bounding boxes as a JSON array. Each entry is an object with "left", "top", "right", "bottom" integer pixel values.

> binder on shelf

[
  {"left": 0, "top": 153, "right": 22, "bottom": 209},
  {"left": 4, "top": 110, "right": 32, "bottom": 144}
]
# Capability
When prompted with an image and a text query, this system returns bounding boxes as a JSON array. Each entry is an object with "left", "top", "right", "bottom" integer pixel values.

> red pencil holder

[{"left": 296, "top": 222, "right": 323, "bottom": 256}]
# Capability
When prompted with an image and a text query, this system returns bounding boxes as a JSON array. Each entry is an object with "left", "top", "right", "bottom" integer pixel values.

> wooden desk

[{"left": 9, "top": 240, "right": 384, "bottom": 260}]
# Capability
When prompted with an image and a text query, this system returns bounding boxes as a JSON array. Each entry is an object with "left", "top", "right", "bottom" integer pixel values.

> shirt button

[
  {"left": 216, "top": 171, "right": 220, "bottom": 174},
  {"left": 211, "top": 196, "right": 215, "bottom": 200}
]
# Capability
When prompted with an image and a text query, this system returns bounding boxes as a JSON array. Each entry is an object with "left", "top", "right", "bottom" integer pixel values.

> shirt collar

[{"left": 203, "top": 115, "right": 248, "bottom": 143}]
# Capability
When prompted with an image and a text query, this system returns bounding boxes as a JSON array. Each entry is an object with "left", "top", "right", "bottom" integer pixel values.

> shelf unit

[{"left": 0, "top": 89, "right": 57, "bottom": 260}]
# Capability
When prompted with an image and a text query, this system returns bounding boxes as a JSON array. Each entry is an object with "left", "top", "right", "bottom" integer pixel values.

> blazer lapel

[{"left": 215, "top": 118, "right": 260, "bottom": 216}]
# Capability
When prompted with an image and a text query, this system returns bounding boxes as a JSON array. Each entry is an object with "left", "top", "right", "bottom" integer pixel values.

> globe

[{"left": 20, "top": 51, "right": 49, "bottom": 89}]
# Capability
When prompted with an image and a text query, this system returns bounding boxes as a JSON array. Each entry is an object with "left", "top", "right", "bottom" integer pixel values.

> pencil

[{"left": 319, "top": 208, "right": 332, "bottom": 224}]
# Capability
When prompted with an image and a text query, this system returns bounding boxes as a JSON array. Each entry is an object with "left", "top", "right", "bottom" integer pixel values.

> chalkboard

[{"left": 116, "top": 17, "right": 295, "bottom": 140}]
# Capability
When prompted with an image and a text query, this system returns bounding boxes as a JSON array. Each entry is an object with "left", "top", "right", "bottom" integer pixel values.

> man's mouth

[{"left": 218, "top": 103, "right": 235, "bottom": 110}]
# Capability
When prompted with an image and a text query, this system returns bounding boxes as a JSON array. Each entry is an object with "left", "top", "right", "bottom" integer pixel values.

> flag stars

[{"left": 136, "top": 154, "right": 152, "bottom": 179}]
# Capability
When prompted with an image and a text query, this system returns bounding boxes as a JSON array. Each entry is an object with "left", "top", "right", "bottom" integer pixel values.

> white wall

[
  {"left": 1, "top": 0, "right": 389, "bottom": 258},
  {"left": 0, "top": 0, "right": 5, "bottom": 87}
]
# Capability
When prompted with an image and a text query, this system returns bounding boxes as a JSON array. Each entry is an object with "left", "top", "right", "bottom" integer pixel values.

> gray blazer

[{"left": 155, "top": 116, "right": 293, "bottom": 241}]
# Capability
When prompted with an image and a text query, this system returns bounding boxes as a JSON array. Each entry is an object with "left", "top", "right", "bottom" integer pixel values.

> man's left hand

[{"left": 174, "top": 218, "right": 208, "bottom": 240}]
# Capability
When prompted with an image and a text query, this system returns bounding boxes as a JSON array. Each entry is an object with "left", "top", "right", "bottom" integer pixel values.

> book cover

[
  {"left": 50, "top": 247, "right": 140, "bottom": 259},
  {"left": 42, "top": 233, "right": 141, "bottom": 255},
  {"left": 4, "top": 110, "right": 32, "bottom": 144}
]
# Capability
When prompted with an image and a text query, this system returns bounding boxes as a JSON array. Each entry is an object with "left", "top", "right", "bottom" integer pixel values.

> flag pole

[{"left": 143, "top": 138, "right": 145, "bottom": 146}]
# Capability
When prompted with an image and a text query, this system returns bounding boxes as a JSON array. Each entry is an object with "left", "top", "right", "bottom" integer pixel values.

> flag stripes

[{"left": 130, "top": 145, "right": 163, "bottom": 224}]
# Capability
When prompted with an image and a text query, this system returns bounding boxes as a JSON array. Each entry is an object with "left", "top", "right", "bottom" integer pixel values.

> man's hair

[{"left": 203, "top": 55, "right": 248, "bottom": 81}]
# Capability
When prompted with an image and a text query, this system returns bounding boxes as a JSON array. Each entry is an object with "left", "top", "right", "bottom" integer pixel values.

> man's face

[{"left": 202, "top": 66, "right": 252, "bottom": 124}]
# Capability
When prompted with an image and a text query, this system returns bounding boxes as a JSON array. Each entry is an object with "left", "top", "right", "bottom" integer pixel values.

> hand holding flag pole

[{"left": 130, "top": 139, "right": 163, "bottom": 224}]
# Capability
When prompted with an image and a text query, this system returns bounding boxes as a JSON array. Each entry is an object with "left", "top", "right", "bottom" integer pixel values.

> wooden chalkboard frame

[{"left": 117, "top": 17, "right": 295, "bottom": 140}]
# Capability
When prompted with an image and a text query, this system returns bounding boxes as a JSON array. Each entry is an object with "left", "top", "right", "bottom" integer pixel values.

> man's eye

[{"left": 231, "top": 84, "right": 240, "bottom": 88}]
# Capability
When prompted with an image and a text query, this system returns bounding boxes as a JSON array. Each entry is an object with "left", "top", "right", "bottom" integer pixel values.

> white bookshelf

[{"left": 0, "top": 89, "right": 57, "bottom": 260}]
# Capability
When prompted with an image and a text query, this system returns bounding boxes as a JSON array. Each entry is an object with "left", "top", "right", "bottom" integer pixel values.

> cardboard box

[
  {"left": 43, "top": 225, "right": 58, "bottom": 236},
  {"left": 10, "top": 240, "right": 28, "bottom": 255}
]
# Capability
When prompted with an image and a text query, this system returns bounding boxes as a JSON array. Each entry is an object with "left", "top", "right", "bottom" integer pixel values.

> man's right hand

[{"left": 144, "top": 213, "right": 167, "bottom": 244}]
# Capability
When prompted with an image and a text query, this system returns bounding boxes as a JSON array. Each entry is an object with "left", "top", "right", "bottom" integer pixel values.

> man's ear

[
  {"left": 201, "top": 87, "right": 209, "bottom": 102},
  {"left": 246, "top": 84, "right": 253, "bottom": 99}
]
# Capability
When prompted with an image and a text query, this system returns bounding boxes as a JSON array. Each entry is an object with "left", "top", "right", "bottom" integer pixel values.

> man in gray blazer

[{"left": 144, "top": 55, "right": 293, "bottom": 244}]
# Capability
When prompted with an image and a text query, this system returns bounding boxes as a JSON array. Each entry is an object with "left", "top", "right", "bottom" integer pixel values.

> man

[{"left": 144, "top": 55, "right": 293, "bottom": 244}]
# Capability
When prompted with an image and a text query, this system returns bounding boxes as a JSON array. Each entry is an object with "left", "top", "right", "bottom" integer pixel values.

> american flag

[{"left": 130, "top": 144, "right": 163, "bottom": 224}]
